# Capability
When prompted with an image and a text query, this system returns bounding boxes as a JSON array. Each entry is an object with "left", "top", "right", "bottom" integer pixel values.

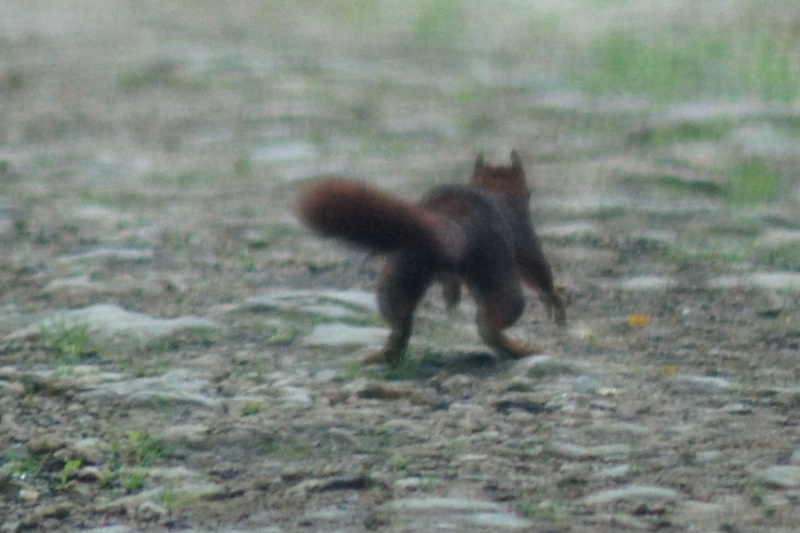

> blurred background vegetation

[{"left": 2, "top": 0, "right": 799, "bottom": 209}]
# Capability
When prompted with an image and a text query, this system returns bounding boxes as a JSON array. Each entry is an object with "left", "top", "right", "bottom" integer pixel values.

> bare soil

[{"left": 1, "top": 2, "right": 800, "bottom": 532}]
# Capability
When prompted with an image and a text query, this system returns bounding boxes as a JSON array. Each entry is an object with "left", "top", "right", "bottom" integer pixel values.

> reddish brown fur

[
  {"left": 296, "top": 179, "right": 463, "bottom": 264},
  {"left": 295, "top": 151, "right": 565, "bottom": 364}
]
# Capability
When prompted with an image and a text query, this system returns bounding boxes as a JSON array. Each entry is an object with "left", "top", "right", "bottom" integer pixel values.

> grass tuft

[{"left": 726, "top": 158, "right": 780, "bottom": 206}]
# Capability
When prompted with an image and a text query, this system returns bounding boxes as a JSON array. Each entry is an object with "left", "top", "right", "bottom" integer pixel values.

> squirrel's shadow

[{"left": 381, "top": 350, "right": 507, "bottom": 381}]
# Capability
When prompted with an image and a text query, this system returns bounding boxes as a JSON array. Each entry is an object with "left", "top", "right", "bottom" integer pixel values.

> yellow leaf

[
  {"left": 627, "top": 313, "right": 651, "bottom": 328},
  {"left": 660, "top": 365, "right": 678, "bottom": 379}
]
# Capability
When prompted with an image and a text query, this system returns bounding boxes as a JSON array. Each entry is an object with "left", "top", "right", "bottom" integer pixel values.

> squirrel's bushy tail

[{"left": 296, "top": 178, "right": 463, "bottom": 262}]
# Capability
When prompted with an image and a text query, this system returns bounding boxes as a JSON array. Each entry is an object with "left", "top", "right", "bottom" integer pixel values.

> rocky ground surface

[{"left": 2, "top": 2, "right": 800, "bottom": 532}]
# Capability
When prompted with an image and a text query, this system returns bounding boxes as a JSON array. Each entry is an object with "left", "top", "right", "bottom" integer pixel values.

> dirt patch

[{"left": 1, "top": 2, "right": 800, "bottom": 532}]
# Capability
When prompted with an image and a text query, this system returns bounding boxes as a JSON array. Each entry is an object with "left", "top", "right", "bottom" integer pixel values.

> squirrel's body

[{"left": 296, "top": 151, "right": 565, "bottom": 363}]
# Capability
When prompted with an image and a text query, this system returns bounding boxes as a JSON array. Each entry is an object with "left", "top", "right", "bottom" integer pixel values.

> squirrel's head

[{"left": 471, "top": 150, "right": 530, "bottom": 198}]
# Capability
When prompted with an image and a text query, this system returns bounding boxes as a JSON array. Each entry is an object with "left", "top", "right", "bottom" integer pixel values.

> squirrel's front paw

[{"left": 363, "top": 347, "right": 405, "bottom": 366}]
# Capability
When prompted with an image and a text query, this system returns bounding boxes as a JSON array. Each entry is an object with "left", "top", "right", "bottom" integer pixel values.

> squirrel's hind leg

[
  {"left": 364, "top": 252, "right": 435, "bottom": 366},
  {"left": 519, "top": 257, "right": 567, "bottom": 327},
  {"left": 475, "top": 284, "right": 542, "bottom": 358},
  {"left": 439, "top": 272, "right": 462, "bottom": 313}
]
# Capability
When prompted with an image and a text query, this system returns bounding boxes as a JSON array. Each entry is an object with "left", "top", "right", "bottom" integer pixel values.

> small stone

[
  {"left": 518, "top": 355, "right": 577, "bottom": 379},
  {"left": 618, "top": 276, "right": 673, "bottom": 291},
  {"left": 82, "top": 369, "right": 218, "bottom": 409},
  {"left": 301, "top": 323, "right": 388, "bottom": 348},
  {"left": 96, "top": 489, "right": 164, "bottom": 513},
  {"left": 56, "top": 247, "right": 154, "bottom": 266},
  {"left": 384, "top": 497, "right": 503, "bottom": 513},
  {"left": 539, "top": 221, "right": 600, "bottom": 244},
  {"left": 157, "top": 424, "right": 210, "bottom": 449},
  {"left": 750, "top": 272, "right": 800, "bottom": 291},
  {"left": 136, "top": 501, "right": 167, "bottom": 522},
  {"left": 591, "top": 464, "right": 631, "bottom": 480},
  {"left": 470, "top": 512, "right": 532, "bottom": 530},
  {"left": 27, "top": 436, "right": 66, "bottom": 456},
  {"left": 753, "top": 465, "right": 800, "bottom": 489},
  {"left": 5, "top": 304, "right": 216, "bottom": 350},
  {"left": 572, "top": 375, "right": 603, "bottom": 393},
  {"left": 252, "top": 141, "right": 317, "bottom": 163},
  {"left": 673, "top": 375, "right": 735, "bottom": 393},
  {"left": 356, "top": 382, "right": 410, "bottom": 401},
  {"left": 548, "top": 442, "right": 631, "bottom": 459},
  {"left": 318, "top": 290, "right": 378, "bottom": 312},
  {"left": 789, "top": 450, "right": 800, "bottom": 465},
  {"left": 583, "top": 485, "right": 682, "bottom": 505},
  {"left": 145, "top": 466, "right": 205, "bottom": 485},
  {"left": 176, "top": 481, "right": 226, "bottom": 501},
  {"left": 19, "top": 488, "right": 40, "bottom": 502},
  {"left": 582, "top": 512, "right": 649, "bottom": 530},
  {"left": 42, "top": 276, "right": 110, "bottom": 306},
  {"left": 732, "top": 123, "right": 798, "bottom": 157},
  {"left": 31, "top": 502, "right": 72, "bottom": 520},
  {"left": 279, "top": 386, "right": 313, "bottom": 406},
  {"left": 695, "top": 451, "right": 721, "bottom": 464},
  {"left": 758, "top": 229, "right": 800, "bottom": 249},
  {"left": 77, "top": 526, "right": 134, "bottom": 533},
  {"left": 379, "top": 496, "right": 531, "bottom": 531},
  {"left": 494, "top": 394, "right": 551, "bottom": 414},
  {"left": 394, "top": 477, "right": 425, "bottom": 490},
  {"left": 710, "top": 272, "right": 800, "bottom": 291},
  {"left": 355, "top": 382, "right": 431, "bottom": 405},
  {"left": 76, "top": 466, "right": 104, "bottom": 483},
  {"left": 68, "top": 438, "right": 106, "bottom": 464},
  {"left": 240, "top": 289, "right": 378, "bottom": 317},
  {"left": 303, "top": 505, "right": 351, "bottom": 522},
  {"left": 251, "top": 474, "right": 272, "bottom": 491},
  {"left": 722, "top": 402, "right": 753, "bottom": 414}
]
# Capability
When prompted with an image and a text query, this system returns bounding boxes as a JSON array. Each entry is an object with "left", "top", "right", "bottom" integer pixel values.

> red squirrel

[{"left": 296, "top": 151, "right": 565, "bottom": 364}]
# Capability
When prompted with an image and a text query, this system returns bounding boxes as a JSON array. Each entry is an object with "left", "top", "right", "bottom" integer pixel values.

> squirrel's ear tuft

[
  {"left": 472, "top": 153, "right": 485, "bottom": 179},
  {"left": 510, "top": 150, "right": 523, "bottom": 172}
]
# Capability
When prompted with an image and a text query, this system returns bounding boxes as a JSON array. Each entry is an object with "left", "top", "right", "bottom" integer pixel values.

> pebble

[
  {"left": 18, "top": 488, "right": 40, "bottom": 502},
  {"left": 572, "top": 375, "right": 603, "bottom": 393},
  {"left": 5, "top": 304, "right": 217, "bottom": 349},
  {"left": 80, "top": 527, "right": 135, "bottom": 533},
  {"left": 82, "top": 369, "right": 218, "bottom": 409},
  {"left": 240, "top": 289, "right": 378, "bottom": 317},
  {"left": 157, "top": 424, "right": 210, "bottom": 449},
  {"left": 617, "top": 275, "right": 673, "bottom": 291},
  {"left": 75, "top": 466, "right": 104, "bottom": 483},
  {"left": 302, "top": 505, "right": 352, "bottom": 522},
  {"left": 539, "top": 221, "right": 600, "bottom": 243},
  {"left": 516, "top": 355, "right": 577, "bottom": 379},
  {"left": 42, "top": 276, "right": 111, "bottom": 306},
  {"left": 757, "top": 229, "right": 800, "bottom": 249},
  {"left": 95, "top": 489, "right": 164, "bottom": 514},
  {"left": 379, "top": 496, "right": 531, "bottom": 531},
  {"left": 30, "top": 502, "right": 72, "bottom": 520},
  {"left": 672, "top": 375, "right": 735, "bottom": 393},
  {"left": 135, "top": 501, "right": 167, "bottom": 522},
  {"left": 790, "top": 449, "right": 800, "bottom": 465},
  {"left": 591, "top": 464, "right": 631, "bottom": 480},
  {"left": 548, "top": 442, "right": 631, "bottom": 459},
  {"left": 753, "top": 465, "right": 800, "bottom": 489},
  {"left": 56, "top": 247, "right": 154, "bottom": 265},
  {"left": 27, "top": 435, "right": 66, "bottom": 455},
  {"left": 709, "top": 272, "right": 800, "bottom": 291},
  {"left": 68, "top": 438, "right": 106, "bottom": 464},
  {"left": 301, "top": 322, "right": 388, "bottom": 348},
  {"left": 582, "top": 485, "right": 683, "bottom": 505},
  {"left": 278, "top": 385, "right": 314, "bottom": 406}
]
